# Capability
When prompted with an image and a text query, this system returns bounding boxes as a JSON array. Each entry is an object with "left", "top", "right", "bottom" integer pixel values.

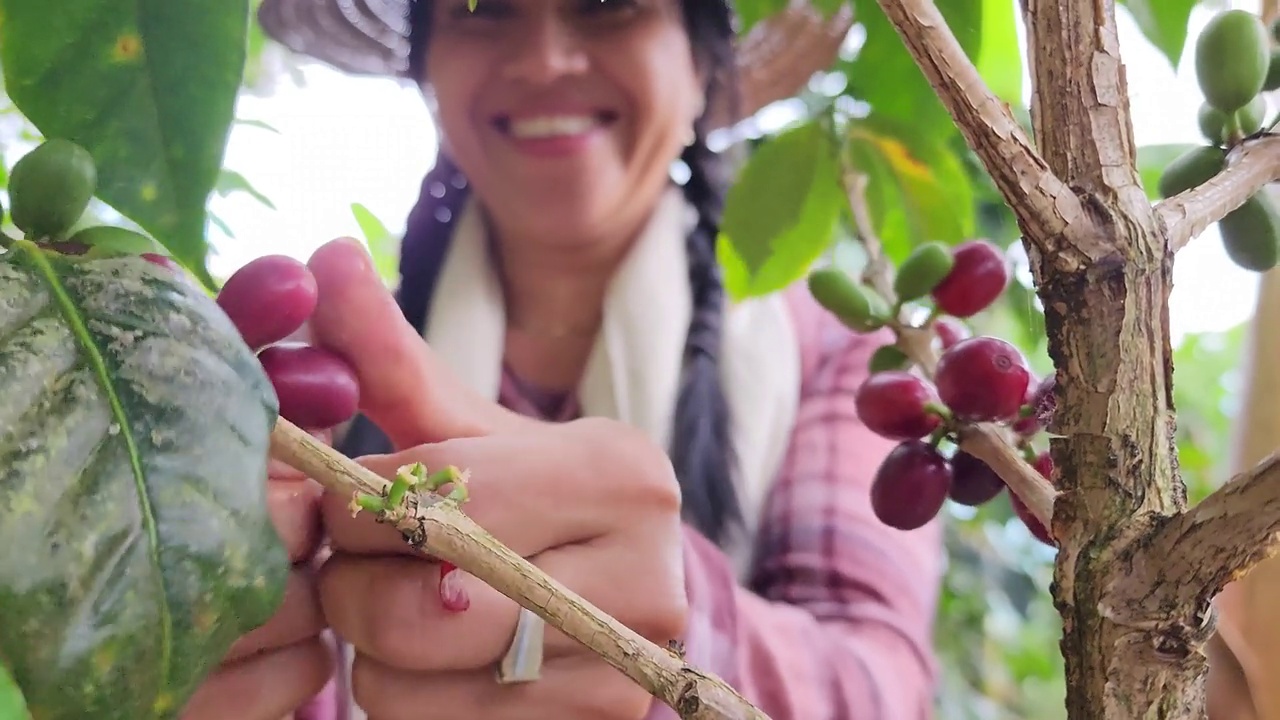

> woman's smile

[{"left": 491, "top": 107, "right": 621, "bottom": 158}]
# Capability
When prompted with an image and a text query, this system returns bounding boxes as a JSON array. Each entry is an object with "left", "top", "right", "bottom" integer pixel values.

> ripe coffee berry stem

[{"left": 955, "top": 425, "right": 1056, "bottom": 527}]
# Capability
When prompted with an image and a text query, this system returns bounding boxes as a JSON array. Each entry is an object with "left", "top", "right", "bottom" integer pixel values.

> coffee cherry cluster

[
  {"left": 808, "top": 237, "right": 1059, "bottom": 545},
  {"left": 859, "top": 339, "right": 1057, "bottom": 542},
  {"left": 1, "top": 137, "right": 177, "bottom": 269},
  {"left": 1160, "top": 10, "right": 1280, "bottom": 273}
]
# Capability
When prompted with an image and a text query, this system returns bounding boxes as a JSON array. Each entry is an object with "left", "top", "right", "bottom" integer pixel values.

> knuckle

[
  {"left": 572, "top": 417, "right": 682, "bottom": 512},
  {"left": 638, "top": 589, "right": 688, "bottom": 646}
]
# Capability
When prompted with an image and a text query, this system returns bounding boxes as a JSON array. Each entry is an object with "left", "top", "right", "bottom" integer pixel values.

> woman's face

[{"left": 425, "top": 0, "right": 707, "bottom": 250}]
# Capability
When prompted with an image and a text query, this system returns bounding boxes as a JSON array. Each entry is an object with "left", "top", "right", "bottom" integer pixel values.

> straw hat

[{"left": 255, "top": 0, "right": 854, "bottom": 129}]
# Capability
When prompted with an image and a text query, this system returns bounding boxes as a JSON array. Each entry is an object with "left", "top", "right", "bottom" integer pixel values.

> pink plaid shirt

[{"left": 299, "top": 283, "right": 944, "bottom": 719}]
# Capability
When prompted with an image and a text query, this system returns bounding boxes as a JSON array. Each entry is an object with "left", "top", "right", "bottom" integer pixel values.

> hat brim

[{"left": 256, "top": 0, "right": 853, "bottom": 129}]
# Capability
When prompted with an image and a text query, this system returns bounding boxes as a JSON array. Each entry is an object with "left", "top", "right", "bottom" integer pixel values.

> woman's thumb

[{"left": 303, "top": 237, "right": 503, "bottom": 448}]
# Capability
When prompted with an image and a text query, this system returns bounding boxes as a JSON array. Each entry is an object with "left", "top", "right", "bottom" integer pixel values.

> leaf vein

[{"left": 13, "top": 240, "right": 174, "bottom": 690}]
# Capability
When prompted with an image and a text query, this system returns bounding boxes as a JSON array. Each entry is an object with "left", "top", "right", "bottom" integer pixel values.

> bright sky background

[{"left": 205, "top": 1, "right": 1266, "bottom": 346}]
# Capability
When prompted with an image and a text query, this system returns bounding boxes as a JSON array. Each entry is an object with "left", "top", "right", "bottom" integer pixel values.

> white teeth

[{"left": 509, "top": 115, "right": 597, "bottom": 139}]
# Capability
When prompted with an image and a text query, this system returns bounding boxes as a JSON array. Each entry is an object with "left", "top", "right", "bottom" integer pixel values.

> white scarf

[{"left": 423, "top": 185, "right": 801, "bottom": 574}]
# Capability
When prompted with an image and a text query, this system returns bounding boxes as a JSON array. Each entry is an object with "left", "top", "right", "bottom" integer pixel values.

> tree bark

[{"left": 870, "top": 0, "right": 1280, "bottom": 717}]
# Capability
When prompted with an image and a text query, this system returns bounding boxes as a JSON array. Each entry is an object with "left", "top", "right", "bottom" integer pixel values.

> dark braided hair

[{"left": 341, "top": 0, "right": 744, "bottom": 547}]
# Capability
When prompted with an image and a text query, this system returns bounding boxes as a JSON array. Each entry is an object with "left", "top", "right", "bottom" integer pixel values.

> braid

[
  {"left": 671, "top": 135, "right": 742, "bottom": 548},
  {"left": 335, "top": 151, "right": 470, "bottom": 459}
]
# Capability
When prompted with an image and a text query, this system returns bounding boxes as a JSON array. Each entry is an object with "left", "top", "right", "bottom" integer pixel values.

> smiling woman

[{"left": 179, "top": 2, "right": 949, "bottom": 720}]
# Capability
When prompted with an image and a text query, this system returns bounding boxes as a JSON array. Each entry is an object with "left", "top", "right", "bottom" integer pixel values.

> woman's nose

[{"left": 501, "top": 19, "right": 589, "bottom": 84}]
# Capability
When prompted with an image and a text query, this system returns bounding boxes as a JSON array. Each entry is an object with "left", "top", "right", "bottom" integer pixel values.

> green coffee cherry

[
  {"left": 869, "top": 344, "right": 911, "bottom": 373},
  {"left": 71, "top": 225, "right": 158, "bottom": 258},
  {"left": 8, "top": 138, "right": 97, "bottom": 240},
  {"left": 1197, "top": 103, "right": 1228, "bottom": 145},
  {"left": 807, "top": 267, "right": 889, "bottom": 332},
  {"left": 893, "top": 242, "right": 955, "bottom": 303},
  {"left": 1195, "top": 10, "right": 1270, "bottom": 114},
  {"left": 1157, "top": 146, "right": 1227, "bottom": 199},
  {"left": 1220, "top": 192, "right": 1280, "bottom": 273},
  {"left": 1236, "top": 95, "right": 1269, "bottom": 136}
]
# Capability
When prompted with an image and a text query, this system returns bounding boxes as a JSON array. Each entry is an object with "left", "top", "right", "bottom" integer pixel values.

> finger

[
  {"left": 304, "top": 237, "right": 522, "bottom": 448},
  {"left": 180, "top": 638, "right": 334, "bottom": 720},
  {"left": 321, "top": 420, "right": 677, "bottom": 559},
  {"left": 317, "top": 540, "right": 681, "bottom": 673},
  {"left": 216, "top": 255, "right": 318, "bottom": 351},
  {"left": 267, "top": 478, "right": 325, "bottom": 563},
  {"left": 350, "top": 652, "right": 652, "bottom": 720},
  {"left": 224, "top": 568, "right": 324, "bottom": 662}
]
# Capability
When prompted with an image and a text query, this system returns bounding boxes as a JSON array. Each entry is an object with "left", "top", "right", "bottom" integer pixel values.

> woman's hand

[
  {"left": 323, "top": 419, "right": 687, "bottom": 719},
  {"left": 299, "top": 238, "right": 691, "bottom": 719},
  {"left": 181, "top": 253, "right": 357, "bottom": 719}
]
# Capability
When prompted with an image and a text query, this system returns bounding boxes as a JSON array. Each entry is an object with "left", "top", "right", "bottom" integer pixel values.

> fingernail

[{"left": 335, "top": 236, "right": 373, "bottom": 273}]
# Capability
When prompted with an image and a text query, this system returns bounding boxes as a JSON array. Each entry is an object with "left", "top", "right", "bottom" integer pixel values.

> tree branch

[
  {"left": 268, "top": 417, "right": 771, "bottom": 720},
  {"left": 1024, "top": 0, "right": 1145, "bottom": 210},
  {"left": 956, "top": 424, "right": 1057, "bottom": 529},
  {"left": 869, "top": 0, "right": 1101, "bottom": 265},
  {"left": 1103, "top": 452, "right": 1280, "bottom": 632},
  {"left": 1159, "top": 135, "right": 1280, "bottom": 252}
]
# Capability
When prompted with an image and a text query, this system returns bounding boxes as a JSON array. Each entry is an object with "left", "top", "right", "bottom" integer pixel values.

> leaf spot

[
  {"left": 140, "top": 183, "right": 158, "bottom": 202},
  {"left": 112, "top": 32, "right": 143, "bottom": 63}
]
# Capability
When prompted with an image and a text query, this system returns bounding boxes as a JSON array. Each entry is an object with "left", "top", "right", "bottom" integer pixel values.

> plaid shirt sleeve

[{"left": 646, "top": 286, "right": 945, "bottom": 720}]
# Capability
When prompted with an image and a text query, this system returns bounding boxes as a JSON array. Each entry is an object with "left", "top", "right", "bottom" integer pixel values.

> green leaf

[
  {"left": 0, "top": 662, "right": 30, "bottom": 720},
  {"left": 216, "top": 169, "right": 275, "bottom": 210},
  {"left": 973, "top": 0, "right": 1023, "bottom": 105},
  {"left": 734, "top": 0, "right": 791, "bottom": 36},
  {"left": 0, "top": 0, "right": 253, "bottom": 290},
  {"left": 232, "top": 118, "right": 280, "bottom": 135},
  {"left": 844, "top": 117, "right": 977, "bottom": 263},
  {"left": 0, "top": 244, "right": 288, "bottom": 720},
  {"left": 1136, "top": 143, "right": 1199, "bottom": 200},
  {"left": 351, "top": 202, "right": 399, "bottom": 288},
  {"left": 1120, "top": 0, "right": 1201, "bottom": 70},
  {"left": 718, "top": 119, "right": 844, "bottom": 300},
  {"left": 845, "top": 0, "right": 985, "bottom": 139}
]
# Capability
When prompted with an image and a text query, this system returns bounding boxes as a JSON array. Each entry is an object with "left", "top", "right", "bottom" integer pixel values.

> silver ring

[{"left": 496, "top": 606, "right": 545, "bottom": 684}]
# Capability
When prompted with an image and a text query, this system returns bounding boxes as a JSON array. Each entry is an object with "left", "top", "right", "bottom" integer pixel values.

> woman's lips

[{"left": 492, "top": 109, "right": 620, "bottom": 157}]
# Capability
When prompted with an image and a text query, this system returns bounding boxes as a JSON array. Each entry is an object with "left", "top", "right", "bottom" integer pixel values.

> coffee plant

[{"left": 0, "top": 0, "right": 1278, "bottom": 719}]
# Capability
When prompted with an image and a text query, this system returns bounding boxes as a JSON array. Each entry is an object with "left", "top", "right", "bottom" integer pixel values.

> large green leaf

[
  {"left": 0, "top": 0, "right": 252, "bottom": 290},
  {"left": 0, "top": 244, "right": 287, "bottom": 720},
  {"left": 845, "top": 117, "right": 977, "bottom": 263},
  {"left": 844, "top": 0, "right": 985, "bottom": 140},
  {"left": 1120, "top": 0, "right": 1201, "bottom": 70},
  {"left": 718, "top": 119, "right": 844, "bottom": 300}
]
